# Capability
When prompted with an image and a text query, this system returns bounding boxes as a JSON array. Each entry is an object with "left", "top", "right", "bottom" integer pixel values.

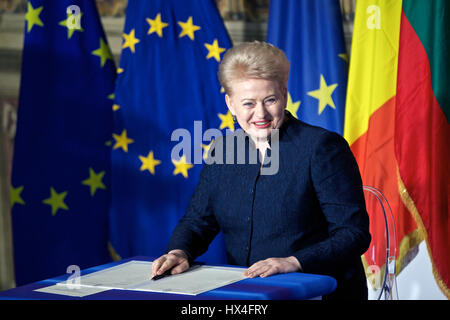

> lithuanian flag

[{"left": 345, "top": 0, "right": 449, "bottom": 298}]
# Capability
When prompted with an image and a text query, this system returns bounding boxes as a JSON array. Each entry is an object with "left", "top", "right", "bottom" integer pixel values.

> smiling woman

[
  {"left": 224, "top": 78, "right": 286, "bottom": 143},
  {"left": 153, "top": 41, "right": 371, "bottom": 300},
  {"left": 219, "top": 41, "right": 289, "bottom": 146},
  {"left": 218, "top": 41, "right": 289, "bottom": 96}
]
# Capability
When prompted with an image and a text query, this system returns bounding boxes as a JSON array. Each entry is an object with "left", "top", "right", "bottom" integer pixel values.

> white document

[
  {"left": 35, "top": 260, "right": 154, "bottom": 297},
  {"left": 34, "top": 260, "right": 246, "bottom": 297},
  {"left": 72, "top": 260, "right": 154, "bottom": 288},
  {"left": 35, "top": 283, "right": 109, "bottom": 297},
  {"left": 132, "top": 265, "right": 247, "bottom": 295}
]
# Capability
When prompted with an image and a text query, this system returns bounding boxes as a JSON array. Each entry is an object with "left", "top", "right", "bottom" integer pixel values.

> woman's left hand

[{"left": 244, "top": 256, "right": 302, "bottom": 278}]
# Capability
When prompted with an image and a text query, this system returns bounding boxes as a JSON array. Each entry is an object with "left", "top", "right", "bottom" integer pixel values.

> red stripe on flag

[
  {"left": 396, "top": 10, "right": 450, "bottom": 297},
  {"left": 350, "top": 97, "right": 419, "bottom": 274}
]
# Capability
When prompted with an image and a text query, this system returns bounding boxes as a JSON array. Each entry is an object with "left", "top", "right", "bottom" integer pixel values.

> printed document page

[
  {"left": 35, "top": 260, "right": 246, "bottom": 297},
  {"left": 35, "top": 260, "right": 155, "bottom": 297},
  {"left": 132, "top": 265, "right": 247, "bottom": 295}
]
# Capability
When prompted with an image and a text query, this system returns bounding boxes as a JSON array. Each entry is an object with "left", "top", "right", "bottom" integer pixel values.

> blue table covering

[{"left": 0, "top": 257, "right": 336, "bottom": 300}]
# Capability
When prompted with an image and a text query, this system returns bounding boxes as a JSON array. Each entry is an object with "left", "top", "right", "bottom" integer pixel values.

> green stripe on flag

[{"left": 403, "top": 0, "right": 450, "bottom": 121}]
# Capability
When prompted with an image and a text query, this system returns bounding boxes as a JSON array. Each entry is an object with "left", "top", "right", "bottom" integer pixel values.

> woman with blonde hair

[{"left": 152, "top": 41, "right": 371, "bottom": 300}]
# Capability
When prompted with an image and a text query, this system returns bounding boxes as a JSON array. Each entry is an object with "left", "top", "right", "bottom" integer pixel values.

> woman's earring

[{"left": 232, "top": 115, "right": 237, "bottom": 123}]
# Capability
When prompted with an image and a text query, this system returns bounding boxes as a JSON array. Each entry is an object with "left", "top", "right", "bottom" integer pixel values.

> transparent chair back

[{"left": 362, "top": 185, "right": 399, "bottom": 300}]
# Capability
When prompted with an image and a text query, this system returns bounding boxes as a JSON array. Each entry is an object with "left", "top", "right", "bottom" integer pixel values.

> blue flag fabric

[
  {"left": 11, "top": 0, "right": 116, "bottom": 285},
  {"left": 109, "top": 0, "right": 231, "bottom": 264},
  {"left": 266, "top": 0, "right": 348, "bottom": 135}
]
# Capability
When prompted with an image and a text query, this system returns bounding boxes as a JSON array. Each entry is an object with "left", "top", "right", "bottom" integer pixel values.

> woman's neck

[{"left": 250, "top": 137, "right": 271, "bottom": 166}]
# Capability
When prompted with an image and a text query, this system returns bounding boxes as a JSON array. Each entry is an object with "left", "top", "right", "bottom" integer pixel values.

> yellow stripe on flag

[{"left": 344, "top": 0, "right": 402, "bottom": 145}]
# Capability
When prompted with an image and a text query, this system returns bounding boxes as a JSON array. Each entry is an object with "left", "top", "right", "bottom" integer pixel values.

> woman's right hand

[{"left": 151, "top": 249, "right": 190, "bottom": 278}]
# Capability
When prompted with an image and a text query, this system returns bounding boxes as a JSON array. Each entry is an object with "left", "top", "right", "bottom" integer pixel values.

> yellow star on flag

[
  {"left": 286, "top": 92, "right": 301, "bottom": 119},
  {"left": 122, "top": 29, "right": 140, "bottom": 53},
  {"left": 59, "top": 11, "right": 84, "bottom": 39},
  {"left": 202, "top": 140, "right": 214, "bottom": 160},
  {"left": 139, "top": 151, "right": 161, "bottom": 175},
  {"left": 112, "top": 129, "right": 134, "bottom": 152},
  {"left": 307, "top": 74, "right": 338, "bottom": 115},
  {"left": 82, "top": 168, "right": 106, "bottom": 196},
  {"left": 10, "top": 185, "right": 25, "bottom": 208},
  {"left": 178, "top": 16, "right": 201, "bottom": 40},
  {"left": 205, "top": 39, "right": 226, "bottom": 62},
  {"left": 42, "top": 187, "right": 69, "bottom": 216},
  {"left": 25, "top": 2, "right": 44, "bottom": 33},
  {"left": 218, "top": 110, "right": 235, "bottom": 131},
  {"left": 338, "top": 53, "right": 348, "bottom": 63},
  {"left": 92, "top": 38, "right": 114, "bottom": 67},
  {"left": 172, "top": 155, "right": 194, "bottom": 178},
  {"left": 147, "top": 13, "right": 169, "bottom": 38}
]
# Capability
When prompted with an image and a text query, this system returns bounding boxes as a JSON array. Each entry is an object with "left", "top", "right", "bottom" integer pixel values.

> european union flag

[
  {"left": 266, "top": 0, "right": 348, "bottom": 135},
  {"left": 11, "top": 0, "right": 116, "bottom": 285},
  {"left": 109, "top": 0, "right": 232, "bottom": 264}
]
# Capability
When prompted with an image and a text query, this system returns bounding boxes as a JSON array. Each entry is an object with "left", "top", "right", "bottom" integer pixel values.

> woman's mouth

[{"left": 252, "top": 120, "right": 271, "bottom": 129}]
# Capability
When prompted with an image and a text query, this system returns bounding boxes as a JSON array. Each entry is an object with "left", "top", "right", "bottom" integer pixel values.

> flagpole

[{"left": 0, "top": 112, "right": 15, "bottom": 291}]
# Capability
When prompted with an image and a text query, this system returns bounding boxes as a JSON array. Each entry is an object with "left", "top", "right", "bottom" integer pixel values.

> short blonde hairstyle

[{"left": 218, "top": 41, "right": 290, "bottom": 95}]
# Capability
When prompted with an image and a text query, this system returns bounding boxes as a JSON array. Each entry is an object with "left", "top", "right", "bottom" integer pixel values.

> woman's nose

[{"left": 254, "top": 102, "right": 267, "bottom": 118}]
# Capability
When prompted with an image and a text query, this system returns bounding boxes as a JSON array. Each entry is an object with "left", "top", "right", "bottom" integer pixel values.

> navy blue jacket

[{"left": 167, "top": 112, "right": 371, "bottom": 299}]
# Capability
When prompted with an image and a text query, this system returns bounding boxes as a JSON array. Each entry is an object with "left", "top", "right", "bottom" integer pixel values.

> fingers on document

[
  {"left": 158, "top": 259, "right": 175, "bottom": 275},
  {"left": 170, "top": 260, "right": 189, "bottom": 275},
  {"left": 152, "top": 256, "right": 171, "bottom": 276},
  {"left": 152, "top": 254, "right": 187, "bottom": 276}
]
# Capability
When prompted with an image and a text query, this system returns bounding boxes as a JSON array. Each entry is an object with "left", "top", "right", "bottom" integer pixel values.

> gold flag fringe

[
  {"left": 396, "top": 228, "right": 423, "bottom": 274},
  {"left": 397, "top": 167, "right": 450, "bottom": 299},
  {"left": 107, "top": 241, "right": 122, "bottom": 262}
]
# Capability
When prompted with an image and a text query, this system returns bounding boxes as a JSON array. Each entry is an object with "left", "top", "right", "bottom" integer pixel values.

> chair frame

[{"left": 363, "top": 185, "right": 399, "bottom": 300}]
